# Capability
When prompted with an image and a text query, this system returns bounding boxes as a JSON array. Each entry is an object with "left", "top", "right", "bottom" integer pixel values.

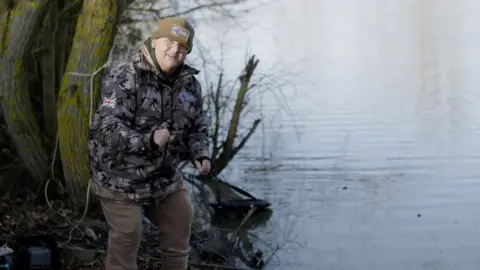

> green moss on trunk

[
  {"left": 57, "top": 0, "right": 119, "bottom": 209},
  {"left": 0, "top": 0, "right": 50, "bottom": 183}
]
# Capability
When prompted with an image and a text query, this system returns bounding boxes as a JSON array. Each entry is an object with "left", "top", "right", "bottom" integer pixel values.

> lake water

[{"left": 150, "top": 1, "right": 480, "bottom": 269}]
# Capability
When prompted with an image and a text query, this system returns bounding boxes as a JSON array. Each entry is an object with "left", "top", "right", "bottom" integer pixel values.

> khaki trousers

[{"left": 99, "top": 186, "right": 194, "bottom": 270}]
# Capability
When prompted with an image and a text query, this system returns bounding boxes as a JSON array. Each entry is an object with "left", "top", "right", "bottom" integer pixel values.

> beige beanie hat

[{"left": 151, "top": 17, "right": 195, "bottom": 53}]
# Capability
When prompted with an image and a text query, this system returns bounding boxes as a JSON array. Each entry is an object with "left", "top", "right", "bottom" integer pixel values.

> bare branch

[
  {"left": 162, "top": 0, "right": 244, "bottom": 19},
  {"left": 211, "top": 71, "right": 223, "bottom": 160},
  {"left": 222, "top": 55, "right": 258, "bottom": 159},
  {"left": 231, "top": 118, "right": 260, "bottom": 157}
]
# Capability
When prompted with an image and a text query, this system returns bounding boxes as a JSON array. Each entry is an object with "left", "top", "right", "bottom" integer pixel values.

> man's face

[{"left": 153, "top": 37, "right": 188, "bottom": 74}]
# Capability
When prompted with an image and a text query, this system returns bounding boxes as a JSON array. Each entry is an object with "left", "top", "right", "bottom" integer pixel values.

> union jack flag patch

[{"left": 102, "top": 92, "right": 117, "bottom": 108}]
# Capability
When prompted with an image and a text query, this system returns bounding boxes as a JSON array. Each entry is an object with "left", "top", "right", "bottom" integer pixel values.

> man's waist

[
  {"left": 98, "top": 161, "right": 179, "bottom": 179},
  {"left": 91, "top": 171, "right": 183, "bottom": 204}
]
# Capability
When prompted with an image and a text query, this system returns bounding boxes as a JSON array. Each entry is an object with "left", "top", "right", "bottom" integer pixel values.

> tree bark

[
  {"left": 0, "top": 0, "right": 50, "bottom": 183},
  {"left": 56, "top": 0, "right": 119, "bottom": 208},
  {"left": 39, "top": 3, "right": 58, "bottom": 138}
]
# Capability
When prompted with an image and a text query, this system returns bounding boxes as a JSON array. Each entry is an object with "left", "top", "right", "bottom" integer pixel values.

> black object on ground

[
  {"left": 7, "top": 234, "right": 60, "bottom": 270},
  {"left": 209, "top": 176, "right": 271, "bottom": 216}
]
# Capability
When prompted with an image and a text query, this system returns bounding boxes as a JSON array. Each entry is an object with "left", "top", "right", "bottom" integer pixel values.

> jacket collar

[{"left": 138, "top": 43, "right": 199, "bottom": 83}]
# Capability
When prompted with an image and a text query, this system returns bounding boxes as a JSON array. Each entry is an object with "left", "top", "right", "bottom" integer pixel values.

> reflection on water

[
  {"left": 188, "top": 1, "right": 480, "bottom": 269},
  {"left": 182, "top": 170, "right": 274, "bottom": 269}
]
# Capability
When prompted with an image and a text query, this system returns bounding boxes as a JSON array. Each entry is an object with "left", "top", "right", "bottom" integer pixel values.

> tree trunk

[
  {"left": 56, "top": 0, "right": 119, "bottom": 209},
  {"left": 39, "top": 3, "right": 58, "bottom": 138},
  {"left": 0, "top": 0, "right": 50, "bottom": 183},
  {"left": 212, "top": 56, "right": 260, "bottom": 175}
]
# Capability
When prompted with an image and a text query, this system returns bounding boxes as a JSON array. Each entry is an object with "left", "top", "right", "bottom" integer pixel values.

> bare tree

[{"left": 193, "top": 41, "right": 296, "bottom": 175}]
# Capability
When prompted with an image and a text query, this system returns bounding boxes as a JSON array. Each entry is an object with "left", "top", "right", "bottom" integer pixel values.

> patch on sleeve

[{"left": 101, "top": 92, "right": 117, "bottom": 108}]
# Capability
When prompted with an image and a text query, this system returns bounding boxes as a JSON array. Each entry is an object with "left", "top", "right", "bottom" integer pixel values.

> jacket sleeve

[
  {"left": 92, "top": 67, "right": 163, "bottom": 155},
  {"left": 187, "top": 78, "right": 210, "bottom": 161}
]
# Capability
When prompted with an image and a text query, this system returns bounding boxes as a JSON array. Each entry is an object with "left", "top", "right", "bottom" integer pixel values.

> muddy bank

[{"left": 0, "top": 170, "right": 273, "bottom": 270}]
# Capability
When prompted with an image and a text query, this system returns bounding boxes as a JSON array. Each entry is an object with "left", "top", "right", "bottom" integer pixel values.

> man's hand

[
  {"left": 152, "top": 128, "right": 174, "bottom": 147},
  {"left": 194, "top": 157, "right": 211, "bottom": 175}
]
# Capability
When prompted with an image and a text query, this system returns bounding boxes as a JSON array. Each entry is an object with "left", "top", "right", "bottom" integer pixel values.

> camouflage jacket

[{"left": 88, "top": 46, "right": 209, "bottom": 204}]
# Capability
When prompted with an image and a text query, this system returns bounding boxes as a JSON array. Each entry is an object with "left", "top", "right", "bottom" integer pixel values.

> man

[{"left": 87, "top": 17, "right": 211, "bottom": 270}]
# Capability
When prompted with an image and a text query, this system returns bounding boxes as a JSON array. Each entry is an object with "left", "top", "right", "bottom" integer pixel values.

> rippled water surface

[{"left": 187, "top": 1, "right": 480, "bottom": 269}]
